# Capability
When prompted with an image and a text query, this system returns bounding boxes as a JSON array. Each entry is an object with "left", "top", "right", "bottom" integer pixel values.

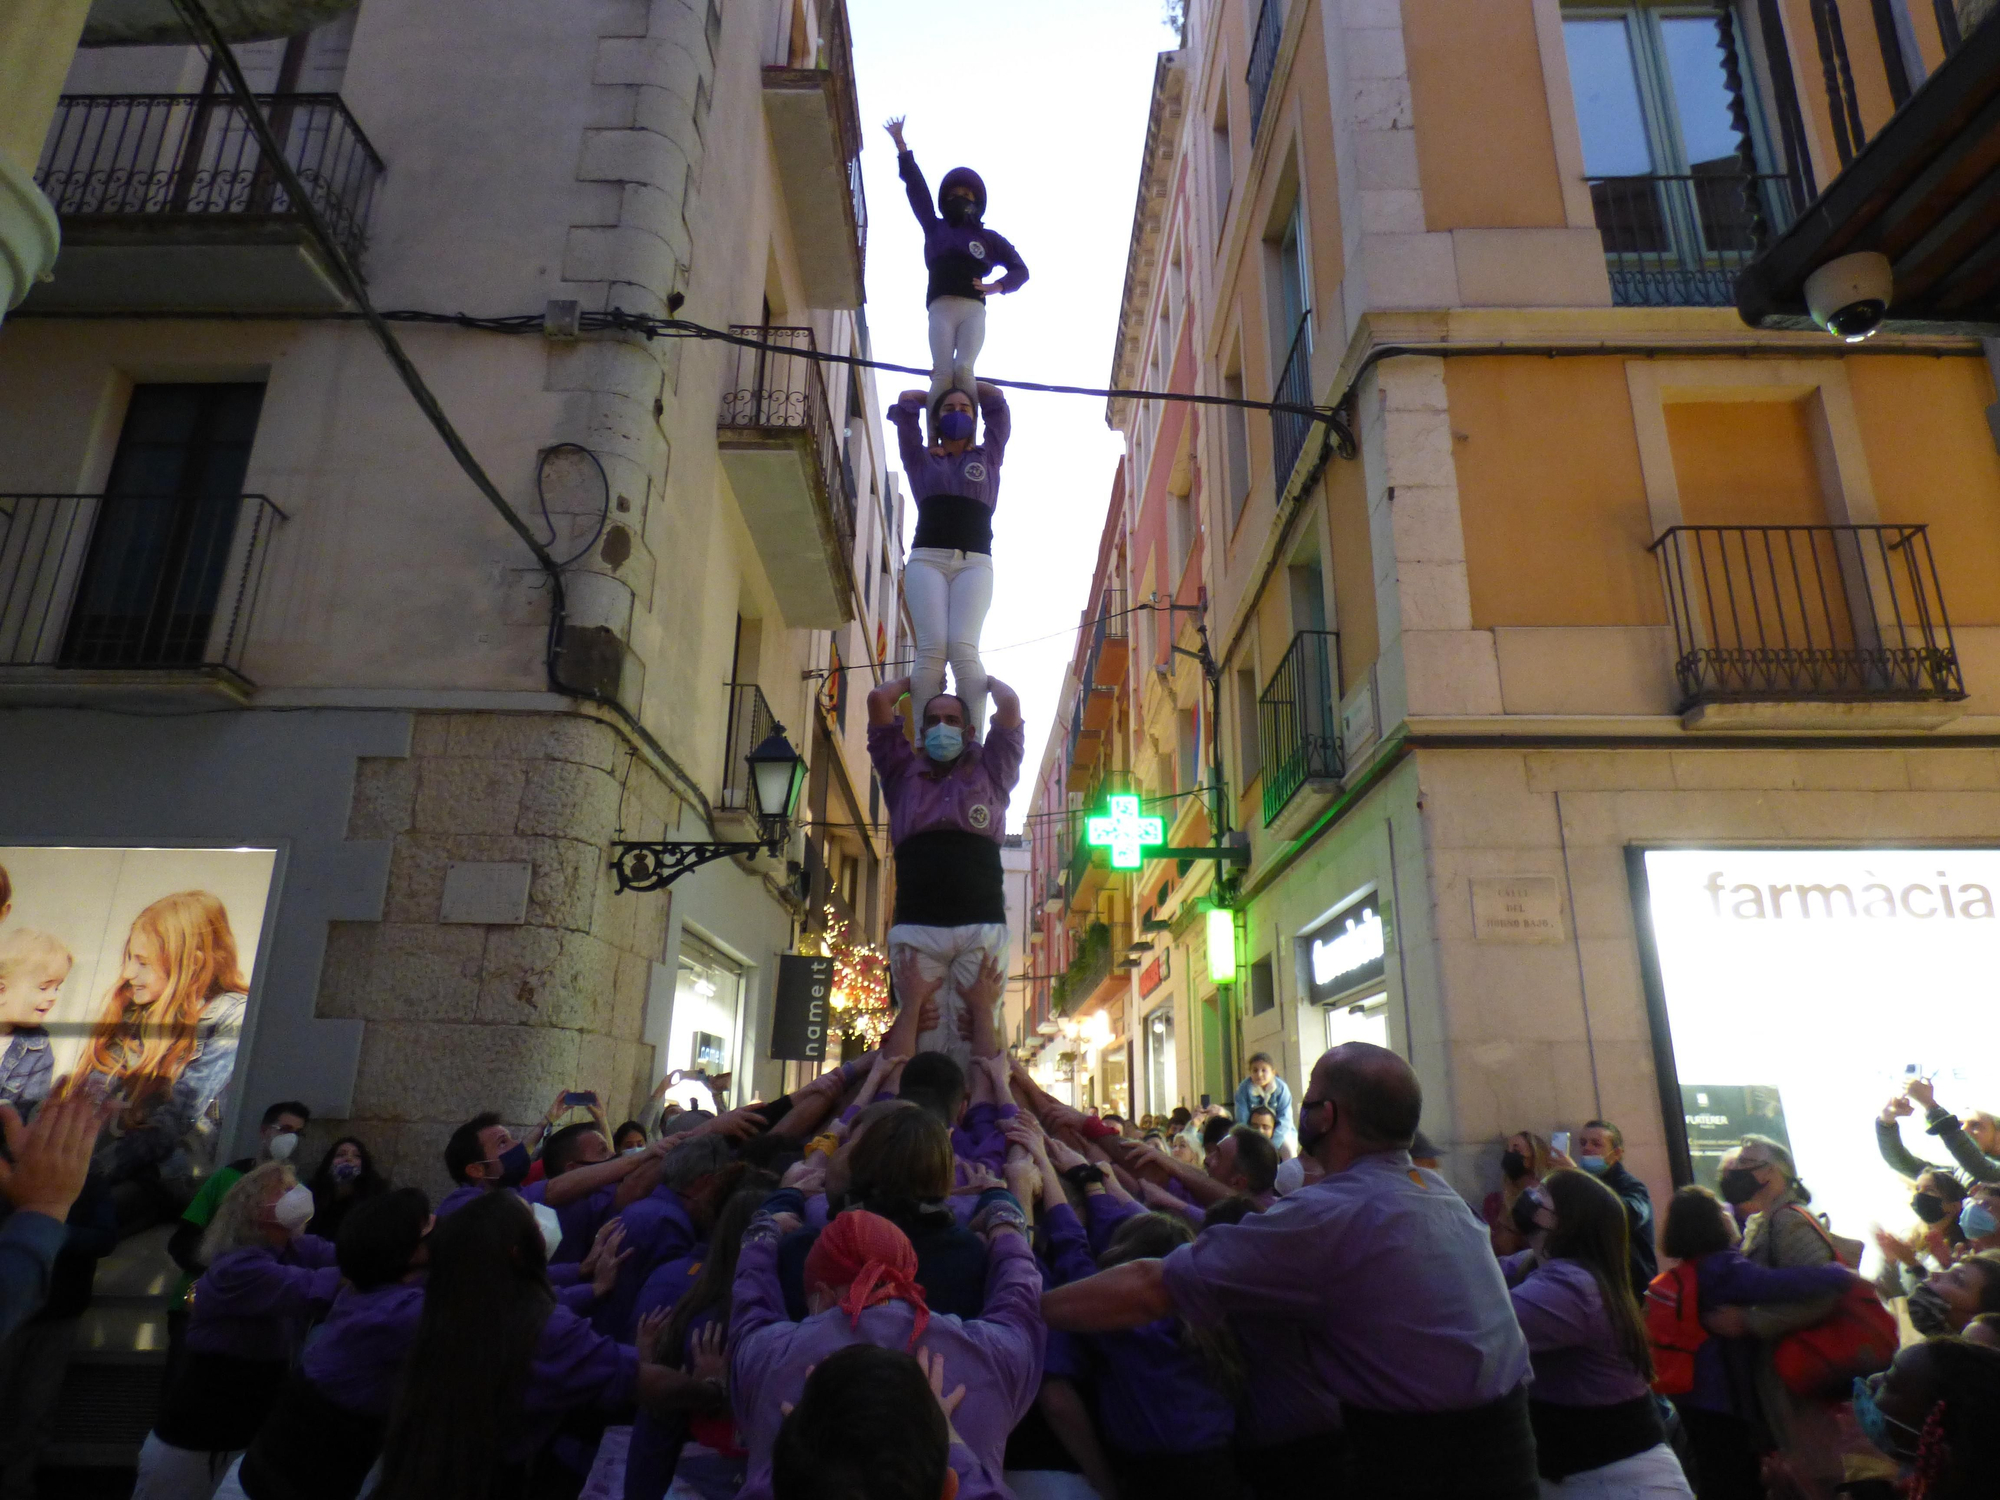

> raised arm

[
  {"left": 869, "top": 674, "right": 913, "bottom": 728},
  {"left": 886, "top": 391, "right": 929, "bottom": 473},
  {"left": 892, "top": 125, "right": 937, "bottom": 228},
  {"left": 540, "top": 1143, "right": 651, "bottom": 1208},
  {"left": 975, "top": 383, "right": 1010, "bottom": 469},
  {"left": 986, "top": 675, "right": 1021, "bottom": 731},
  {"left": 1041, "top": 1258, "right": 1174, "bottom": 1332}
]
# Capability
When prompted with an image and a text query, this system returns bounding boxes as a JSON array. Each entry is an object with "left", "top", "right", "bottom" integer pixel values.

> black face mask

[
  {"left": 1511, "top": 1192, "right": 1544, "bottom": 1239},
  {"left": 1719, "top": 1166, "right": 1765, "bottom": 1207},
  {"left": 1298, "top": 1099, "right": 1333, "bottom": 1156},
  {"left": 1913, "top": 1192, "right": 1948, "bottom": 1225},
  {"left": 1501, "top": 1150, "right": 1529, "bottom": 1182},
  {"left": 942, "top": 198, "right": 976, "bottom": 226},
  {"left": 1907, "top": 1283, "right": 1952, "bottom": 1337}
]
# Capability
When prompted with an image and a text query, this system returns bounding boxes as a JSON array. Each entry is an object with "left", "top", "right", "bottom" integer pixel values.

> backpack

[{"left": 1645, "top": 1260, "right": 1706, "bottom": 1396}]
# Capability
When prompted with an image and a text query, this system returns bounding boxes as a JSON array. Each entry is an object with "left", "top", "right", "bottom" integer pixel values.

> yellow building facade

[{"left": 1048, "top": 0, "right": 2000, "bottom": 1236}]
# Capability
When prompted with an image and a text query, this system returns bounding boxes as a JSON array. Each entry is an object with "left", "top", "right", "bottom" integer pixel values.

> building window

[
  {"left": 1564, "top": 3, "right": 1800, "bottom": 305},
  {"left": 1145, "top": 1004, "right": 1176, "bottom": 1114},
  {"left": 64, "top": 382, "right": 266, "bottom": 668},
  {"left": 1235, "top": 666, "right": 1262, "bottom": 787},
  {"left": 1222, "top": 367, "right": 1251, "bottom": 531},
  {"left": 1211, "top": 94, "right": 1233, "bottom": 233},
  {"left": 1249, "top": 955, "right": 1276, "bottom": 1016}
]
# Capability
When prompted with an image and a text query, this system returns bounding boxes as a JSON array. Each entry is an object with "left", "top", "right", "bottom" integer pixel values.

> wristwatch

[{"left": 1062, "top": 1163, "right": 1105, "bottom": 1188}]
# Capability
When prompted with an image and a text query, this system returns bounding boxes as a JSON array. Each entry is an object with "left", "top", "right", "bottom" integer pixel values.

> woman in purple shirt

[
  {"left": 134, "top": 1161, "right": 338, "bottom": 1500},
  {"left": 371, "top": 1192, "right": 727, "bottom": 1500},
  {"left": 1503, "top": 1171, "right": 1693, "bottom": 1496}
]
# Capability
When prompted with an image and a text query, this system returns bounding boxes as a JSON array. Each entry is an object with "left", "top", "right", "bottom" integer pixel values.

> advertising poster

[
  {"left": 0, "top": 845, "right": 278, "bottom": 1193},
  {"left": 1642, "top": 849, "right": 2000, "bottom": 1273}
]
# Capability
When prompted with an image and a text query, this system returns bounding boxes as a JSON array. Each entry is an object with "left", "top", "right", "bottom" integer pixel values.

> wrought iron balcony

[
  {"left": 1585, "top": 171, "right": 1805, "bottom": 307},
  {"left": 1084, "top": 588, "right": 1128, "bottom": 689},
  {"left": 717, "top": 326, "right": 858, "bottom": 629},
  {"left": 1270, "top": 313, "right": 1314, "bottom": 490},
  {"left": 761, "top": 0, "right": 867, "bottom": 307},
  {"left": 1259, "top": 629, "right": 1342, "bottom": 826},
  {"left": 1247, "top": 0, "right": 1284, "bottom": 139},
  {"left": 0, "top": 492, "right": 286, "bottom": 692},
  {"left": 719, "top": 680, "right": 781, "bottom": 813},
  {"left": 1650, "top": 525, "right": 1965, "bottom": 708},
  {"left": 30, "top": 92, "right": 382, "bottom": 312}
]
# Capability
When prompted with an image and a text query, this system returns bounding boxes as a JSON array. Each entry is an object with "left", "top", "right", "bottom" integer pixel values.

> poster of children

[{"left": 0, "top": 845, "right": 277, "bottom": 1189}]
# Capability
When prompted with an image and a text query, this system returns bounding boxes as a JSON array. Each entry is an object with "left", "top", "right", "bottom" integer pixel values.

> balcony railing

[
  {"left": 0, "top": 493, "right": 286, "bottom": 678},
  {"left": 1586, "top": 172, "right": 1806, "bottom": 306},
  {"left": 1259, "top": 629, "right": 1342, "bottom": 826},
  {"left": 720, "top": 326, "right": 856, "bottom": 550},
  {"left": 761, "top": 0, "right": 867, "bottom": 303},
  {"left": 1247, "top": 0, "right": 1284, "bottom": 139},
  {"left": 37, "top": 93, "right": 383, "bottom": 264},
  {"left": 1083, "top": 587, "right": 1128, "bottom": 688},
  {"left": 1270, "top": 313, "right": 1314, "bottom": 490},
  {"left": 720, "top": 681, "right": 780, "bottom": 812},
  {"left": 1650, "top": 525, "right": 1966, "bottom": 707}
]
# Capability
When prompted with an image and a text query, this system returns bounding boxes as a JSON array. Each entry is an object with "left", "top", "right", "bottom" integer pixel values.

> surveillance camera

[{"left": 1804, "top": 251, "right": 1892, "bottom": 342}]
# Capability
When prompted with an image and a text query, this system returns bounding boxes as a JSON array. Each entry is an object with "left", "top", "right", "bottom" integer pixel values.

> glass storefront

[
  {"left": 1637, "top": 848, "right": 2000, "bottom": 1274},
  {"left": 1144, "top": 1004, "right": 1176, "bottom": 1116},
  {"left": 666, "top": 933, "right": 745, "bottom": 1111},
  {"left": 1324, "top": 992, "right": 1390, "bottom": 1051}
]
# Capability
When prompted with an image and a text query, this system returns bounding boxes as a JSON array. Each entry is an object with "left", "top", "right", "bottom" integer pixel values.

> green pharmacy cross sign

[{"left": 1086, "top": 795, "right": 1166, "bottom": 870}]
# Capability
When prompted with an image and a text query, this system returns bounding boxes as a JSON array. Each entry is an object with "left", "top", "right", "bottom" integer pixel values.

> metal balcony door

[{"left": 63, "top": 383, "right": 265, "bottom": 667}]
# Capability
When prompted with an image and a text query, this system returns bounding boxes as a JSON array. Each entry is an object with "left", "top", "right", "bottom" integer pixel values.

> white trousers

[
  {"left": 905, "top": 547, "right": 993, "bottom": 737},
  {"left": 1537, "top": 1443, "right": 1693, "bottom": 1499},
  {"left": 132, "top": 1433, "right": 241, "bottom": 1500},
  {"left": 889, "top": 922, "right": 1010, "bottom": 1068},
  {"left": 927, "top": 295, "right": 987, "bottom": 417}
]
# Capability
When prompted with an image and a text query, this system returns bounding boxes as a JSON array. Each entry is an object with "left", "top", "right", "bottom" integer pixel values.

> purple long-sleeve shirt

[
  {"left": 730, "top": 1219, "right": 1045, "bottom": 1500},
  {"left": 508, "top": 1303, "right": 641, "bottom": 1465},
  {"left": 1504, "top": 1256, "right": 1652, "bottom": 1407},
  {"left": 1680, "top": 1249, "right": 1855, "bottom": 1418},
  {"left": 897, "top": 151, "right": 1028, "bottom": 305},
  {"left": 868, "top": 716, "right": 1023, "bottom": 850},
  {"left": 523, "top": 1178, "right": 619, "bottom": 1265},
  {"left": 1083, "top": 1192, "right": 1146, "bottom": 1256},
  {"left": 187, "top": 1235, "right": 342, "bottom": 1361},
  {"left": 301, "top": 1281, "right": 425, "bottom": 1417},
  {"left": 1044, "top": 1203, "right": 1235, "bottom": 1454},
  {"left": 888, "top": 387, "right": 1010, "bottom": 511},
  {"left": 600, "top": 1186, "right": 698, "bottom": 1340},
  {"left": 1161, "top": 1150, "right": 1530, "bottom": 1446}
]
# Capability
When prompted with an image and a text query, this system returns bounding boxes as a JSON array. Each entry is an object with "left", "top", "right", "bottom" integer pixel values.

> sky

[{"left": 846, "top": 0, "right": 1180, "bottom": 825}]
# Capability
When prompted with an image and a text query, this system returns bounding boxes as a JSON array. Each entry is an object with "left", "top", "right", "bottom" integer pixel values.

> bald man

[{"left": 1041, "top": 1044, "right": 1536, "bottom": 1500}]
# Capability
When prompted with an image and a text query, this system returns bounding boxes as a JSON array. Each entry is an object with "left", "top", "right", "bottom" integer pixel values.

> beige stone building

[{"left": 0, "top": 0, "right": 904, "bottom": 1199}]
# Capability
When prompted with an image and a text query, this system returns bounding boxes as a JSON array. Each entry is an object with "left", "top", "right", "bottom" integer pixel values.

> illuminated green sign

[
  {"left": 1207, "top": 906, "right": 1237, "bottom": 983},
  {"left": 1086, "top": 794, "right": 1165, "bottom": 870}
]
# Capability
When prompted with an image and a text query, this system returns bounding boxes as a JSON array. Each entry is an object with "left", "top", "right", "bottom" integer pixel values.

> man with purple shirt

[
  {"left": 598, "top": 1132, "right": 735, "bottom": 1340},
  {"left": 1042, "top": 1042, "right": 1539, "bottom": 1500},
  {"left": 435, "top": 1110, "right": 529, "bottom": 1218},
  {"left": 867, "top": 674, "right": 1023, "bottom": 1067}
]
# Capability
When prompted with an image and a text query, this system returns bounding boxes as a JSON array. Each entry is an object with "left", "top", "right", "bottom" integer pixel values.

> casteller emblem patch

[
  {"left": 967, "top": 804, "right": 992, "bottom": 830},
  {"left": 962, "top": 461, "right": 986, "bottom": 482},
  {"left": 968, "top": 240, "right": 987, "bottom": 259}
]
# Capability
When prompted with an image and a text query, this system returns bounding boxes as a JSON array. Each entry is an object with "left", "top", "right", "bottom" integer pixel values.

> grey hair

[
  {"left": 659, "top": 1132, "right": 736, "bottom": 1190},
  {"left": 198, "top": 1160, "right": 296, "bottom": 1264},
  {"left": 1739, "top": 1133, "right": 1811, "bottom": 1203}
]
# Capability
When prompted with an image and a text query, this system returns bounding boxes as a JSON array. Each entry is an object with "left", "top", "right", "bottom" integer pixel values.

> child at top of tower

[{"left": 884, "top": 116, "right": 1029, "bottom": 439}]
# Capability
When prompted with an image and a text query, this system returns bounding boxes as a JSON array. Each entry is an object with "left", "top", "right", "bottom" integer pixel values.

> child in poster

[{"left": 0, "top": 930, "right": 67, "bottom": 1113}]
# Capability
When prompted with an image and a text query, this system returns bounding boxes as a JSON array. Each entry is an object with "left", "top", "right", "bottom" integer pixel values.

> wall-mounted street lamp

[{"left": 611, "top": 727, "right": 807, "bottom": 891}]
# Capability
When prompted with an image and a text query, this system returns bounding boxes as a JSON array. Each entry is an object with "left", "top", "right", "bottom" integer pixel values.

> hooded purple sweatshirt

[{"left": 898, "top": 152, "right": 1028, "bottom": 305}]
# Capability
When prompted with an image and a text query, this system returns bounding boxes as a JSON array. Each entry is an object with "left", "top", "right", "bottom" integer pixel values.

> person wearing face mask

[
  {"left": 134, "top": 1161, "right": 338, "bottom": 1500},
  {"left": 1483, "top": 1131, "right": 1552, "bottom": 1255},
  {"left": 885, "top": 379, "right": 1010, "bottom": 746},
  {"left": 866, "top": 673, "right": 1024, "bottom": 1068},
  {"left": 435, "top": 1109, "right": 531, "bottom": 1218},
  {"left": 162, "top": 1100, "right": 310, "bottom": 1395},
  {"left": 1552, "top": 1120, "right": 1656, "bottom": 1298},
  {"left": 1850, "top": 1335, "right": 2000, "bottom": 1499},
  {"left": 882, "top": 116, "right": 1029, "bottom": 436},
  {"left": 1879, "top": 1075, "right": 2000, "bottom": 1186},
  {"left": 1901, "top": 1249, "right": 2000, "bottom": 1340},
  {"left": 1873, "top": 1170, "right": 1970, "bottom": 1316},
  {"left": 1704, "top": 1134, "right": 1848, "bottom": 1496},
  {"left": 305, "top": 1135, "right": 386, "bottom": 1247},
  {"left": 1650, "top": 1185, "right": 1857, "bottom": 1500}
]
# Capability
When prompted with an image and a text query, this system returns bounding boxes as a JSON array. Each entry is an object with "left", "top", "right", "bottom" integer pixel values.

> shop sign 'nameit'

[{"left": 1701, "top": 870, "right": 1995, "bottom": 921}]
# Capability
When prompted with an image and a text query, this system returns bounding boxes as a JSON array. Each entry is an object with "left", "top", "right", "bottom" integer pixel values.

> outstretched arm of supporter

[
  {"left": 987, "top": 676, "right": 1022, "bottom": 730},
  {"left": 1041, "top": 1259, "right": 1174, "bottom": 1332},
  {"left": 769, "top": 1057, "right": 871, "bottom": 1141},
  {"left": 1111, "top": 1138, "right": 1229, "bottom": 1208},
  {"left": 1875, "top": 1096, "right": 1933, "bottom": 1180},
  {"left": 869, "top": 674, "right": 913, "bottom": 728},
  {"left": 541, "top": 1145, "right": 651, "bottom": 1208}
]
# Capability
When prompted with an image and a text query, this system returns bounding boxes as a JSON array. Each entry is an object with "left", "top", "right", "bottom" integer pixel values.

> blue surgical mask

[
  {"left": 1851, "top": 1374, "right": 1920, "bottom": 1460},
  {"left": 937, "top": 409, "right": 975, "bottom": 442},
  {"left": 1962, "top": 1198, "right": 1998, "bottom": 1240},
  {"left": 923, "top": 724, "right": 964, "bottom": 762},
  {"left": 1580, "top": 1154, "right": 1608, "bottom": 1174}
]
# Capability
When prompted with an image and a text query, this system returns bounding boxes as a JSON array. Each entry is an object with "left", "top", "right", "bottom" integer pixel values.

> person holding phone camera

[{"left": 1878, "top": 1074, "right": 2000, "bottom": 1186}]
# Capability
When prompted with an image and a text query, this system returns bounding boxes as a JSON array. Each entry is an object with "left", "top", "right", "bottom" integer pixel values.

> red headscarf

[{"left": 802, "top": 1209, "right": 930, "bottom": 1347}]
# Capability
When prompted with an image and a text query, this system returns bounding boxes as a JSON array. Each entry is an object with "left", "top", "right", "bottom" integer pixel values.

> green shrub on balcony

[{"left": 1054, "top": 921, "right": 1112, "bottom": 1016}]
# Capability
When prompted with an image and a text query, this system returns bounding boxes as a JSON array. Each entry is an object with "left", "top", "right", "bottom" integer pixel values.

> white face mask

[
  {"left": 273, "top": 1183, "right": 316, "bottom": 1234},
  {"left": 266, "top": 1131, "right": 299, "bottom": 1162},
  {"left": 532, "top": 1202, "right": 564, "bottom": 1260}
]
